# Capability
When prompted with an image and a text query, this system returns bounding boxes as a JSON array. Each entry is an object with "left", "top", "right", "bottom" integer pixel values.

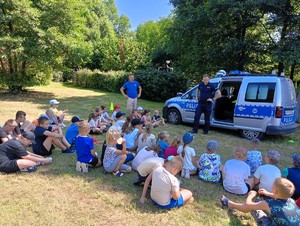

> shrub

[
  {"left": 72, "top": 69, "right": 188, "bottom": 102},
  {"left": 134, "top": 70, "right": 189, "bottom": 101}
]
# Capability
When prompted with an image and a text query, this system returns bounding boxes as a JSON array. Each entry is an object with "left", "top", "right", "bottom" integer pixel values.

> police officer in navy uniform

[{"left": 191, "top": 74, "right": 221, "bottom": 134}]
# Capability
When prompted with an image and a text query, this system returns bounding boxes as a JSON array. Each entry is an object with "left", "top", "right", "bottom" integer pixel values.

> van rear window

[{"left": 245, "top": 83, "right": 275, "bottom": 103}]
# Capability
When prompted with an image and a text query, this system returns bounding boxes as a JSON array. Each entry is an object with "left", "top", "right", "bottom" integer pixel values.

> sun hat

[
  {"left": 137, "top": 106, "right": 144, "bottom": 111},
  {"left": 267, "top": 150, "right": 281, "bottom": 164},
  {"left": 114, "top": 105, "right": 121, "bottom": 110},
  {"left": 116, "top": 112, "right": 126, "bottom": 119},
  {"left": 207, "top": 140, "right": 220, "bottom": 152},
  {"left": 182, "top": 132, "right": 194, "bottom": 144},
  {"left": 292, "top": 154, "right": 300, "bottom": 167},
  {"left": 49, "top": 99, "right": 60, "bottom": 105},
  {"left": 22, "top": 131, "right": 36, "bottom": 144},
  {"left": 131, "top": 118, "right": 144, "bottom": 127},
  {"left": 71, "top": 116, "right": 83, "bottom": 123}
]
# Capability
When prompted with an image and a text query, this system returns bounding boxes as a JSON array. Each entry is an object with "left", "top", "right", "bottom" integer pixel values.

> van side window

[{"left": 245, "top": 83, "right": 276, "bottom": 103}]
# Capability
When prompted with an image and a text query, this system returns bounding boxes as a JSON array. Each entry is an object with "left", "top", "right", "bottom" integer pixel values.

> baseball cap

[
  {"left": 267, "top": 150, "right": 281, "bottom": 164},
  {"left": 116, "top": 111, "right": 126, "bottom": 119},
  {"left": 71, "top": 116, "right": 83, "bottom": 123},
  {"left": 131, "top": 118, "right": 144, "bottom": 127},
  {"left": 49, "top": 99, "right": 60, "bottom": 105},
  {"left": 182, "top": 132, "right": 194, "bottom": 144},
  {"left": 137, "top": 106, "right": 144, "bottom": 111},
  {"left": 22, "top": 131, "right": 36, "bottom": 144},
  {"left": 292, "top": 154, "right": 300, "bottom": 167},
  {"left": 114, "top": 105, "right": 121, "bottom": 110},
  {"left": 207, "top": 140, "right": 219, "bottom": 152}
]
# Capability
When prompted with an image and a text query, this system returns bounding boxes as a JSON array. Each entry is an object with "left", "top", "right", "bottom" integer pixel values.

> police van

[{"left": 163, "top": 73, "right": 298, "bottom": 139}]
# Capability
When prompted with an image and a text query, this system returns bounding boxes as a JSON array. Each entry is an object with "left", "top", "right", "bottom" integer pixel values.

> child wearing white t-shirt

[
  {"left": 222, "top": 146, "right": 255, "bottom": 195},
  {"left": 177, "top": 132, "right": 198, "bottom": 179},
  {"left": 132, "top": 144, "right": 161, "bottom": 171},
  {"left": 254, "top": 150, "right": 281, "bottom": 193}
]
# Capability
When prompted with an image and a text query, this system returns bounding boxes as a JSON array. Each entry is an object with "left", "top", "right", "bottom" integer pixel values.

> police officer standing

[{"left": 191, "top": 74, "right": 221, "bottom": 134}]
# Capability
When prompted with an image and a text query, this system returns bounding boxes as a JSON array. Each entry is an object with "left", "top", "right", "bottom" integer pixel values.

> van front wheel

[
  {"left": 240, "top": 130, "right": 264, "bottom": 140},
  {"left": 167, "top": 108, "right": 182, "bottom": 125}
]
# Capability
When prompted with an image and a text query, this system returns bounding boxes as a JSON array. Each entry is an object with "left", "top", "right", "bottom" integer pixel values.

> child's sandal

[
  {"left": 113, "top": 171, "right": 124, "bottom": 177},
  {"left": 220, "top": 195, "right": 229, "bottom": 208}
]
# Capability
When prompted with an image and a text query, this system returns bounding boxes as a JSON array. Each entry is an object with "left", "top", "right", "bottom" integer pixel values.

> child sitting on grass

[
  {"left": 245, "top": 138, "right": 262, "bottom": 174},
  {"left": 164, "top": 136, "right": 181, "bottom": 160},
  {"left": 139, "top": 156, "right": 193, "bottom": 209},
  {"left": 132, "top": 144, "right": 161, "bottom": 171},
  {"left": 33, "top": 117, "right": 73, "bottom": 156},
  {"left": 75, "top": 121, "right": 102, "bottom": 173},
  {"left": 65, "top": 116, "right": 83, "bottom": 146},
  {"left": 88, "top": 112, "right": 106, "bottom": 135},
  {"left": 103, "top": 126, "right": 135, "bottom": 177},
  {"left": 254, "top": 150, "right": 281, "bottom": 193},
  {"left": 220, "top": 178, "right": 300, "bottom": 225},
  {"left": 198, "top": 140, "right": 222, "bottom": 183},
  {"left": 157, "top": 131, "right": 169, "bottom": 159},
  {"left": 111, "top": 105, "right": 121, "bottom": 120},
  {"left": 177, "top": 132, "right": 198, "bottom": 179},
  {"left": 222, "top": 146, "right": 254, "bottom": 195},
  {"left": 282, "top": 154, "right": 300, "bottom": 200},
  {"left": 152, "top": 110, "right": 166, "bottom": 127},
  {"left": 136, "top": 123, "right": 155, "bottom": 152},
  {"left": 49, "top": 99, "right": 68, "bottom": 124},
  {"left": 133, "top": 157, "right": 166, "bottom": 186}
]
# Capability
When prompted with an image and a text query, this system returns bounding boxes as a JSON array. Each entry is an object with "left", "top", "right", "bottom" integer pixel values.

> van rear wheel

[
  {"left": 167, "top": 108, "right": 182, "bottom": 125},
  {"left": 240, "top": 130, "right": 264, "bottom": 140}
]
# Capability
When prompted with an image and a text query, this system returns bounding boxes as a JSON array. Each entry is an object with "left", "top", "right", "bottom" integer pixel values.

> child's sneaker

[
  {"left": 21, "top": 166, "right": 37, "bottom": 173},
  {"left": 76, "top": 161, "right": 82, "bottom": 172},
  {"left": 184, "top": 169, "right": 190, "bottom": 179},
  {"left": 113, "top": 170, "right": 124, "bottom": 177},
  {"left": 62, "top": 147, "right": 76, "bottom": 154},
  {"left": 80, "top": 162, "right": 88, "bottom": 173}
]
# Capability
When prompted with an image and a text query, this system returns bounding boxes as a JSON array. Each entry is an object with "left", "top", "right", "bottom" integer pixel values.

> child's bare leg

[
  {"left": 51, "top": 137, "right": 68, "bottom": 150},
  {"left": 96, "top": 159, "right": 102, "bottom": 167},
  {"left": 113, "top": 154, "right": 126, "bottom": 172},
  {"left": 43, "top": 137, "right": 57, "bottom": 152},
  {"left": 21, "top": 120, "right": 34, "bottom": 131},
  {"left": 16, "top": 159, "right": 36, "bottom": 169},
  {"left": 180, "top": 188, "right": 193, "bottom": 203},
  {"left": 61, "top": 136, "right": 71, "bottom": 148}
]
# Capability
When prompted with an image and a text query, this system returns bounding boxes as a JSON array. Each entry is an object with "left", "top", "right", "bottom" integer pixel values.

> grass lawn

[{"left": 0, "top": 82, "right": 299, "bottom": 226}]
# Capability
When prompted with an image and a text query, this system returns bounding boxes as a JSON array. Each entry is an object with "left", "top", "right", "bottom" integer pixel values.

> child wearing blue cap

[
  {"left": 177, "top": 132, "right": 198, "bottom": 179},
  {"left": 282, "top": 154, "right": 300, "bottom": 200}
]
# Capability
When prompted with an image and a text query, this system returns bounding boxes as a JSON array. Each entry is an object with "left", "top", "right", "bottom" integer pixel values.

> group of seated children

[
  {"left": 1, "top": 102, "right": 299, "bottom": 224},
  {"left": 0, "top": 99, "right": 78, "bottom": 173}
]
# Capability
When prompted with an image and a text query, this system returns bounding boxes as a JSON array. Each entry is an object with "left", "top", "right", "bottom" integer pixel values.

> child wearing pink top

[{"left": 164, "top": 136, "right": 181, "bottom": 160}]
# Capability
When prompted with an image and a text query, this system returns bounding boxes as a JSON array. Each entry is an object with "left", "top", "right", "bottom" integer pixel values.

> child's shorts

[
  {"left": 33, "top": 144, "right": 55, "bottom": 156},
  {"left": 88, "top": 156, "right": 99, "bottom": 166},
  {"left": 125, "top": 153, "right": 135, "bottom": 163},
  {"left": 152, "top": 194, "right": 184, "bottom": 209}
]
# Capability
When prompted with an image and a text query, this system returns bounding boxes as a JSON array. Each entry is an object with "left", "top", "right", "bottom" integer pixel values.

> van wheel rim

[
  {"left": 243, "top": 130, "right": 260, "bottom": 139},
  {"left": 168, "top": 112, "right": 178, "bottom": 124}
]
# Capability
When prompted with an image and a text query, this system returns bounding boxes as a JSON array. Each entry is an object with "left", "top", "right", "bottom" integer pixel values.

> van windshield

[{"left": 281, "top": 79, "right": 297, "bottom": 105}]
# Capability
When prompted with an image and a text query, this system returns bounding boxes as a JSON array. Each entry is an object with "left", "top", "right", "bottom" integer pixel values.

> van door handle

[{"left": 238, "top": 106, "right": 246, "bottom": 111}]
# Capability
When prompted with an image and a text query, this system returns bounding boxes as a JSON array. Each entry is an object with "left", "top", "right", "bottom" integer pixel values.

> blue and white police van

[{"left": 163, "top": 73, "right": 298, "bottom": 139}]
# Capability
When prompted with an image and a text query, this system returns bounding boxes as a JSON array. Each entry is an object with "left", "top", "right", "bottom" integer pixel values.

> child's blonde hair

[
  {"left": 106, "top": 126, "right": 121, "bottom": 144},
  {"left": 154, "top": 110, "right": 159, "bottom": 114},
  {"left": 141, "top": 123, "right": 153, "bottom": 142},
  {"left": 273, "top": 177, "right": 295, "bottom": 199},
  {"left": 78, "top": 121, "right": 89, "bottom": 134},
  {"left": 157, "top": 131, "right": 169, "bottom": 141},
  {"left": 169, "top": 156, "right": 183, "bottom": 170},
  {"left": 234, "top": 146, "right": 247, "bottom": 160},
  {"left": 170, "top": 136, "right": 181, "bottom": 147}
]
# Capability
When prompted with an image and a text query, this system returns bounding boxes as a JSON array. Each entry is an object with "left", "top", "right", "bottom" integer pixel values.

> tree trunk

[{"left": 290, "top": 63, "right": 295, "bottom": 81}]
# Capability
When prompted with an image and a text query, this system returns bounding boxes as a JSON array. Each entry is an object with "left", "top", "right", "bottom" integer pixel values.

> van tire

[
  {"left": 167, "top": 108, "right": 182, "bottom": 125},
  {"left": 240, "top": 129, "right": 264, "bottom": 140}
]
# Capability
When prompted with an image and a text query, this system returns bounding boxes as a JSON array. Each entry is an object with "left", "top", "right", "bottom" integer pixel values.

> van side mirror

[{"left": 177, "top": 92, "right": 183, "bottom": 97}]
